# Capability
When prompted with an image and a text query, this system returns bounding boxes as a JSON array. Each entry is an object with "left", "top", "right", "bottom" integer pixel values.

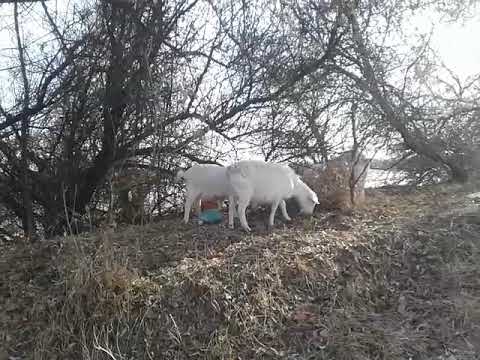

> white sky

[
  {"left": 409, "top": 8, "right": 480, "bottom": 81},
  {"left": 435, "top": 23, "right": 480, "bottom": 81}
]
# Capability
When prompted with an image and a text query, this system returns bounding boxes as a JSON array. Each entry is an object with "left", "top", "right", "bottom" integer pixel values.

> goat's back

[
  {"left": 227, "top": 160, "right": 296, "bottom": 203},
  {"left": 184, "top": 164, "right": 230, "bottom": 198}
]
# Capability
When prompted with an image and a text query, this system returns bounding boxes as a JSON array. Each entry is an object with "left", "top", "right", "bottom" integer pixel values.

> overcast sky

[{"left": 409, "top": 8, "right": 480, "bottom": 81}]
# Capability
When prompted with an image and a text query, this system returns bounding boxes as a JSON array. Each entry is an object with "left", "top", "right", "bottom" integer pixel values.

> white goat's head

[{"left": 293, "top": 179, "right": 319, "bottom": 215}]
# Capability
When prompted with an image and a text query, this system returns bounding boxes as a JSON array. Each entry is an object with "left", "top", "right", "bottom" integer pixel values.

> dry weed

[{"left": 1, "top": 182, "right": 479, "bottom": 359}]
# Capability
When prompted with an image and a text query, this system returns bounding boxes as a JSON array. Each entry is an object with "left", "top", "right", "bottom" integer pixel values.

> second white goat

[
  {"left": 226, "top": 160, "right": 319, "bottom": 231},
  {"left": 176, "top": 164, "right": 235, "bottom": 224}
]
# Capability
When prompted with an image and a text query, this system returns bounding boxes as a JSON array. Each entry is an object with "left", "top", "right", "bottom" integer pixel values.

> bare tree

[{"left": 0, "top": 0, "right": 478, "bottom": 239}]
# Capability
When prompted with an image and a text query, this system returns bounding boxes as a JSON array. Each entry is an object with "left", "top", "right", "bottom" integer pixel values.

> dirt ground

[{"left": 1, "top": 183, "right": 480, "bottom": 359}]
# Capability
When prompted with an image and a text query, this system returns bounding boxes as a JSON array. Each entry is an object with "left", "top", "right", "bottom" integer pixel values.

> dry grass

[{"left": 1, "top": 183, "right": 480, "bottom": 359}]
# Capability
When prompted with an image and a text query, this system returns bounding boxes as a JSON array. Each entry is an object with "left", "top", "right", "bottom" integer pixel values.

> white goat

[
  {"left": 226, "top": 160, "right": 319, "bottom": 232},
  {"left": 175, "top": 164, "right": 235, "bottom": 224}
]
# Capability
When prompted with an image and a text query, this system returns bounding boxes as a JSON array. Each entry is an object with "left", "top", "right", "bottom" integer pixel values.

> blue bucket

[{"left": 198, "top": 209, "right": 223, "bottom": 224}]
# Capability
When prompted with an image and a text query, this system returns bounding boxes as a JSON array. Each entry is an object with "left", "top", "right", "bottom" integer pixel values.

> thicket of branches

[{"left": 0, "top": 0, "right": 478, "bottom": 239}]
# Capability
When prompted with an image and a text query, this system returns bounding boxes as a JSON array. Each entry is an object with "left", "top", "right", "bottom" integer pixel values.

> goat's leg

[
  {"left": 195, "top": 198, "right": 202, "bottom": 218},
  {"left": 233, "top": 199, "right": 240, "bottom": 218},
  {"left": 268, "top": 200, "right": 281, "bottom": 227},
  {"left": 184, "top": 191, "right": 199, "bottom": 224},
  {"left": 280, "top": 200, "right": 291, "bottom": 221},
  {"left": 228, "top": 195, "right": 235, "bottom": 229},
  {"left": 237, "top": 197, "right": 251, "bottom": 232}
]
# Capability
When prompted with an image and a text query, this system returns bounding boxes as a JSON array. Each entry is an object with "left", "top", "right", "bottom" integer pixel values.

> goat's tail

[{"left": 175, "top": 169, "right": 185, "bottom": 182}]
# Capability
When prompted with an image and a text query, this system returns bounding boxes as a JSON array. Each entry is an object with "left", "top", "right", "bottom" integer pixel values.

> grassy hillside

[{"left": 1, "top": 183, "right": 480, "bottom": 359}]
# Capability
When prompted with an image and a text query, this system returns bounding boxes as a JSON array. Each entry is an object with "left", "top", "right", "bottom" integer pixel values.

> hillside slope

[{"left": 1, "top": 183, "right": 480, "bottom": 359}]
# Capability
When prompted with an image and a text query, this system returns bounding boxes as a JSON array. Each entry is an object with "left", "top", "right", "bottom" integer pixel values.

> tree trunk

[
  {"left": 14, "top": 2, "right": 36, "bottom": 240},
  {"left": 72, "top": 3, "right": 126, "bottom": 215},
  {"left": 349, "top": 104, "right": 359, "bottom": 206},
  {"left": 20, "top": 117, "right": 35, "bottom": 240}
]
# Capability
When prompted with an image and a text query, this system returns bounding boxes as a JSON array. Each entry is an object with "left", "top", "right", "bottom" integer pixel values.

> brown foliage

[{"left": 302, "top": 153, "right": 369, "bottom": 210}]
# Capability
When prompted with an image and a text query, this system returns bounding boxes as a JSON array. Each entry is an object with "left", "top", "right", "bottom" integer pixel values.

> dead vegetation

[
  {"left": 301, "top": 152, "right": 370, "bottom": 211},
  {"left": 1, "top": 183, "right": 480, "bottom": 360}
]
